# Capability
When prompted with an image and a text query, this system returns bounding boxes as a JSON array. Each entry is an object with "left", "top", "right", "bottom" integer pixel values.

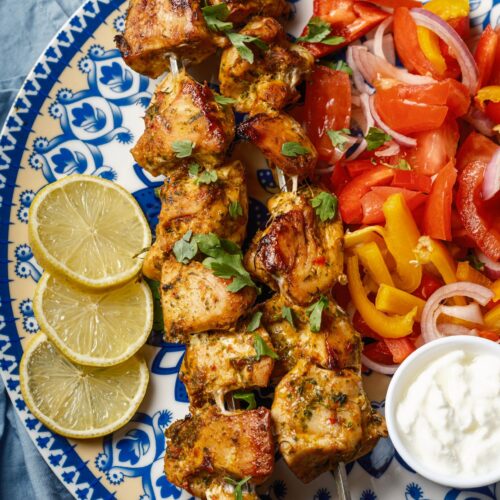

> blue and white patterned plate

[{"left": 0, "top": 1, "right": 499, "bottom": 499}]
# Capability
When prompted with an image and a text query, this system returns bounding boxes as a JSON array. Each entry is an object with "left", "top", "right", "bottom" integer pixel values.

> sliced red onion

[
  {"left": 438, "top": 303, "right": 484, "bottom": 325},
  {"left": 375, "top": 141, "right": 400, "bottom": 157},
  {"left": 362, "top": 353, "right": 399, "bottom": 375},
  {"left": 437, "top": 323, "right": 478, "bottom": 337},
  {"left": 464, "top": 107, "right": 495, "bottom": 137},
  {"left": 347, "top": 45, "right": 375, "bottom": 95},
  {"left": 421, "top": 282, "right": 494, "bottom": 343},
  {"left": 410, "top": 8, "right": 479, "bottom": 94},
  {"left": 351, "top": 46, "right": 436, "bottom": 87},
  {"left": 346, "top": 93, "right": 373, "bottom": 160},
  {"left": 364, "top": 34, "right": 396, "bottom": 66},
  {"left": 482, "top": 148, "right": 500, "bottom": 201},
  {"left": 374, "top": 17, "right": 394, "bottom": 64},
  {"left": 476, "top": 250, "right": 500, "bottom": 279},
  {"left": 369, "top": 94, "right": 417, "bottom": 147}
]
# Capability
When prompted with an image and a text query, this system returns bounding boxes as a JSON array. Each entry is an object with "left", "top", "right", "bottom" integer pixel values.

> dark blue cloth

[{"left": 0, "top": 1, "right": 84, "bottom": 498}]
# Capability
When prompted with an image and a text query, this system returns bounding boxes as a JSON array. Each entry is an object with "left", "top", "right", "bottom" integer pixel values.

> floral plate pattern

[{"left": 0, "top": 0, "right": 499, "bottom": 499}]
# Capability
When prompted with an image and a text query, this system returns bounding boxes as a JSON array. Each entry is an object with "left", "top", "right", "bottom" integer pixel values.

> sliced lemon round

[
  {"left": 34, "top": 273, "right": 153, "bottom": 366},
  {"left": 20, "top": 333, "right": 149, "bottom": 439},
  {"left": 28, "top": 175, "right": 151, "bottom": 289}
]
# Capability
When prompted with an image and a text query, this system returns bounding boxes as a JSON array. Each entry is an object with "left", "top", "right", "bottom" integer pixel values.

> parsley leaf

[
  {"left": 393, "top": 159, "right": 411, "bottom": 171},
  {"left": 233, "top": 392, "right": 257, "bottom": 410},
  {"left": 173, "top": 230, "right": 198, "bottom": 264},
  {"left": 188, "top": 163, "right": 200, "bottom": 177},
  {"left": 310, "top": 192, "right": 338, "bottom": 222},
  {"left": 225, "top": 476, "right": 252, "bottom": 500},
  {"left": 281, "top": 142, "right": 310, "bottom": 157},
  {"left": 253, "top": 334, "right": 279, "bottom": 361},
  {"left": 322, "top": 60, "right": 352, "bottom": 75},
  {"left": 365, "top": 127, "right": 392, "bottom": 151},
  {"left": 229, "top": 200, "right": 243, "bottom": 218},
  {"left": 247, "top": 311, "right": 263, "bottom": 332},
  {"left": 327, "top": 128, "right": 351, "bottom": 151},
  {"left": 202, "top": 4, "right": 233, "bottom": 32},
  {"left": 172, "top": 140, "right": 194, "bottom": 158},
  {"left": 214, "top": 94, "right": 237, "bottom": 106},
  {"left": 281, "top": 306, "right": 295, "bottom": 328},
  {"left": 227, "top": 32, "right": 268, "bottom": 64},
  {"left": 196, "top": 170, "right": 218, "bottom": 185},
  {"left": 306, "top": 295, "right": 329, "bottom": 333},
  {"left": 297, "top": 17, "right": 345, "bottom": 45},
  {"left": 464, "top": 252, "right": 485, "bottom": 271}
]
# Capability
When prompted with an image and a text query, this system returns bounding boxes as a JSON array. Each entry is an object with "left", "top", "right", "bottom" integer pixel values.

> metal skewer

[{"left": 333, "top": 463, "right": 352, "bottom": 500}]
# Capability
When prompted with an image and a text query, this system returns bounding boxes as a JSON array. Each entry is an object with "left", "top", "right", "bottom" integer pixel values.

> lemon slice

[
  {"left": 28, "top": 175, "right": 151, "bottom": 289},
  {"left": 20, "top": 333, "right": 149, "bottom": 439},
  {"left": 34, "top": 273, "right": 153, "bottom": 366}
]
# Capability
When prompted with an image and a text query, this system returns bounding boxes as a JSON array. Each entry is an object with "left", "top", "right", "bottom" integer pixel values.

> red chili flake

[{"left": 313, "top": 256, "right": 326, "bottom": 266}]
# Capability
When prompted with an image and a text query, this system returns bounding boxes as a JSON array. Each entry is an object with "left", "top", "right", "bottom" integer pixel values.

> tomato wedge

[
  {"left": 304, "top": 66, "right": 351, "bottom": 163},
  {"left": 330, "top": 163, "right": 350, "bottom": 195},
  {"left": 345, "top": 159, "right": 374, "bottom": 177},
  {"left": 456, "top": 131, "right": 498, "bottom": 172},
  {"left": 339, "top": 166, "right": 394, "bottom": 224},
  {"left": 384, "top": 338, "right": 416, "bottom": 364},
  {"left": 413, "top": 272, "right": 444, "bottom": 300},
  {"left": 485, "top": 101, "right": 500, "bottom": 124},
  {"left": 391, "top": 170, "right": 432, "bottom": 193},
  {"left": 422, "top": 160, "right": 457, "bottom": 240},
  {"left": 363, "top": 341, "right": 394, "bottom": 365},
  {"left": 474, "top": 25, "right": 498, "bottom": 88},
  {"left": 370, "top": 0, "right": 421, "bottom": 7}
]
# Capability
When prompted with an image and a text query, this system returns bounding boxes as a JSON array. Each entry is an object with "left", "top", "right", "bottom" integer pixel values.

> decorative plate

[{"left": 0, "top": 1, "right": 499, "bottom": 499}]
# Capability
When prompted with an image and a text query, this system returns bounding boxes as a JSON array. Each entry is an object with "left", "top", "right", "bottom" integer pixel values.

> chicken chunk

[
  {"left": 165, "top": 406, "right": 274, "bottom": 498},
  {"left": 238, "top": 112, "right": 318, "bottom": 178},
  {"left": 116, "top": 0, "right": 222, "bottom": 78},
  {"left": 271, "top": 361, "right": 387, "bottom": 483},
  {"left": 132, "top": 70, "right": 235, "bottom": 177},
  {"left": 180, "top": 326, "right": 275, "bottom": 408},
  {"left": 206, "top": 481, "right": 259, "bottom": 500},
  {"left": 143, "top": 160, "right": 248, "bottom": 281},
  {"left": 244, "top": 190, "right": 344, "bottom": 306},
  {"left": 262, "top": 294, "right": 361, "bottom": 378},
  {"left": 208, "top": 0, "right": 290, "bottom": 25},
  {"left": 161, "top": 256, "right": 256, "bottom": 342},
  {"left": 219, "top": 17, "right": 314, "bottom": 115}
]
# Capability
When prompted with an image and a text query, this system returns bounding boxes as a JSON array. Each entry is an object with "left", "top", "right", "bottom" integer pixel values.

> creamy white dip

[{"left": 396, "top": 349, "right": 500, "bottom": 477}]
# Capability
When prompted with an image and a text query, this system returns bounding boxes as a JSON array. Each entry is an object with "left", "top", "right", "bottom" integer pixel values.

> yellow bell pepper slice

[
  {"left": 417, "top": 27, "right": 446, "bottom": 75},
  {"left": 475, "top": 85, "right": 500, "bottom": 110},
  {"left": 456, "top": 261, "right": 492, "bottom": 288},
  {"left": 355, "top": 242, "right": 394, "bottom": 287},
  {"left": 383, "top": 194, "right": 422, "bottom": 293},
  {"left": 424, "top": 0, "right": 469, "bottom": 20},
  {"left": 344, "top": 226, "right": 385, "bottom": 249},
  {"left": 491, "top": 279, "right": 500, "bottom": 302},
  {"left": 375, "top": 284, "right": 426, "bottom": 322},
  {"left": 347, "top": 255, "right": 417, "bottom": 338},
  {"left": 484, "top": 305, "right": 500, "bottom": 330}
]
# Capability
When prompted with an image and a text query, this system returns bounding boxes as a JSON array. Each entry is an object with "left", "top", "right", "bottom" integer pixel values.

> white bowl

[{"left": 385, "top": 335, "right": 500, "bottom": 489}]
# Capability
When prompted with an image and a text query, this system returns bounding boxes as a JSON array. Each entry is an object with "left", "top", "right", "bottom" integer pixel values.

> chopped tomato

[
  {"left": 447, "top": 16, "right": 470, "bottom": 40},
  {"left": 456, "top": 131, "right": 498, "bottom": 172},
  {"left": 363, "top": 341, "right": 394, "bottom": 365},
  {"left": 422, "top": 160, "right": 457, "bottom": 241},
  {"left": 478, "top": 330, "right": 500, "bottom": 342},
  {"left": 391, "top": 170, "right": 432, "bottom": 193},
  {"left": 361, "top": 187, "right": 427, "bottom": 224},
  {"left": 485, "top": 101, "right": 500, "bottom": 124},
  {"left": 339, "top": 166, "right": 394, "bottom": 224},
  {"left": 456, "top": 159, "right": 500, "bottom": 261},
  {"left": 370, "top": 0, "right": 421, "bottom": 7},
  {"left": 413, "top": 272, "right": 443, "bottom": 300},
  {"left": 304, "top": 66, "right": 351, "bottom": 163},
  {"left": 474, "top": 25, "right": 498, "bottom": 88},
  {"left": 445, "top": 79, "right": 471, "bottom": 116},
  {"left": 383, "top": 338, "right": 416, "bottom": 364},
  {"left": 330, "top": 163, "right": 350, "bottom": 195},
  {"left": 393, "top": 7, "right": 439, "bottom": 78},
  {"left": 490, "top": 34, "right": 500, "bottom": 85},
  {"left": 301, "top": 1, "right": 388, "bottom": 58},
  {"left": 345, "top": 159, "right": 375, "bottom": 177},
  {"left": 353, "top": 311, "right": 382, "bottom": 340}
]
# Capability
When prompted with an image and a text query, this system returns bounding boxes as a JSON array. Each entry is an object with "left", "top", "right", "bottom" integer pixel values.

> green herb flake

[
  {"left": 214, "top": 94, "right": 237, "bottom": 106},
  {"left": 393, "top": 159, "right": 411, "bottom": 171},
  {"left": 196, "top": 170, "right": 218, "bottom": 185},
  {"left": 297, "top": 17, "right": 345, "bottom": 45},
  {"left": 281, "top": 142, "right": 310, "bottom": 157},
  {"left": 464, "top": 252, "right": 485, "bottom": 271},
  {"left": 233, "top": 392, "right": 257, "bottom": 410},
  {"left": 172, "top": 140, "right": 194, "bottom": 158},
  {"left": 281, "top": 306, "right": 295, "bottom": 328},
  {"left": 173, "top": 230, "right": 198, "bottom": 264},
  {"left": 332, "top": 392, "right": 347, "bottom": 405},
  {"left": 306, "top": 295, "right": 329, "bottom": 333},
  {"left": 253, "top": 333, "right": 279, "bottom": 361},
  {"left": 229, "top": 200, "right": 243, "bottom": 218},
  {"left": 227, "top": 32, "right": 268, "bottom": 64},
  {"left": 188, "top": 163, "right": 200, "bottom": 177},
  {"left": 335, "top": 60, "right": 353, "bottom": 75},
  {"left": 327, "top": 128, "right": 351, "bottom": 152},
  {"left": 202, "top": 4, "right": 233, "bottom": 32},
  {"left": 310, "top": 192, "right": 338, "bottom": 222},
  {"left": 365, "top": 127, "right": 392, "bottom": 151},
  {"left": 247, "top": 311, "right": 263, "bottom": 332},
  {"left": 225, "top": 476, "right": 252, "bottom": 500}
]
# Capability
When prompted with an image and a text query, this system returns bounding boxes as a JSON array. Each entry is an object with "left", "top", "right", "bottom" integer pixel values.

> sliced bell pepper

[
  {"left": 391, "top": 170, "right": 432, "bottom": 194},
  {"left": 413, "top": 272, "right": 444, "bottom": 300},
  {"left": 363, "top": 341, "right": 394, "bottom": 365},
  {"left": 344, "top": 225, "right": 386, "bottom": 249},
  {"left": 478, "top": 330, "right": 500, "bottom": 341},
  {"left": 492, "top": 279, "right": 500, "bottom": 302},
  {"left": 424, "top": 0, "right": 469, "bottom": 20},
  {"left": 383, "top": 194, "right": 422, "bottom": 292},
  {"left": 383, "top": 337, "right": 416, "bottom": 363},
  {"left": 417, "top": 27, "right": 446, "bottom": 75},
  {"left": 347, "top": 255, "right": 417, "bottom": 338},
  {"left": 375, "top": 284, "right": 426, "bottom": 321},
  {"left": 456, "top": 261, "right": 492, "bottom": 288},
  {"left": 475, "top": 85, "right": 500, "bottom": 110},
  {"left": 484, "top": 304, "right": 500, "bottom": 330},
  {"left": 355, "top": 241, "right": 394, "bottom": 286},
  {"left": 474, "top": 25, "right": 498, "bottom": 89}
]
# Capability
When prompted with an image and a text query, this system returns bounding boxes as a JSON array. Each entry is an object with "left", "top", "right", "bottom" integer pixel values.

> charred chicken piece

[
  {"left": 244, "top": 189, "right": 344, "bottom": 306},
  {"left": 132, "top": 70, "right": 235, "bottom": 177},
  {"left": 262, "top": 294, "right": 361, "bottom": 378},
  {"left": 165, "top": 406, "right": 274, "bottom": 498},
  {"left": 271, "top": 360, "right": 387, "bottom": 483},
  {"left": 238, "top": 112, "right": 318, "bottom": 179},
  {"left": 219, "top": 17, "right": 314, "bottom": 115},
  {"left": 208, "top": 0, "right": 290, "bottom": 25},
  {"left": 161, "top": 256, "right": 256, "bottom": 342},
  {"left": 116, "top": 0, "right": 223, "bottom": 78},
  {"left": 180, "top": 326, "right": 275, "bottom": 408},
  {"left": 142, "top": 160, "right": 248, "bottom": 281}
]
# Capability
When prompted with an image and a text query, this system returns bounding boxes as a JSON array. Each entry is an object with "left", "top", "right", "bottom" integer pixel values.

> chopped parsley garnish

[
  {"left": 172, "top": 230, "right": 197, "bottom": 264},
  {"left": 172, "top": 140, "right": 194, "bottom": 158},
  {"left": 464, "top": 252, "right": 485, "bottom": 271},
  {"left": 281, "top": 142, "right": 310, "bottom": 157},
  {"left": 229, "top": 200, "right": 243, "bottom": 218},
  {"left": 310, "top": 192, "right": 338, "bottom": 222},
  {"left": 281, "top": 306, "right": 295, "bottom": 328},
  {"left": 247, "top": 311, "right": 263, "bottom": 332},
  {"left": 334, "top": 60, "right": 353, "bottom": 75},
  {"left": 233, "top": 392, "right": 257, "bottom": 410},
  {"left": 297, "top": 17, "right": 345, "bottom": 45},
  {"left": 365, "top": 127, "right": 392, "bottom": 151},
  {"left": 227, "top": 32, "right": 268, "bottom": 64},
  {"left": 306, "top": 295, "right": 329, "bottom": 333},
  {"left": 188, "top": 163, "right": 200, "bottom": 176},
  {"left": 188, "top": 163, "right": 218, "bottom": 184},
  {"left": 202, "top": 4, "right": 233, "bottom": 32},
  {"left": 332, "top": 392, "right": 347, "bottom": 405},
  {"left": 392, "top": 159, "right": 411, "bottom": 171},
  {"left": 225, "top": 476, "right": 252, "bottom": 500},
  {"left": 253, "top": 333, "right": 279, "bottom": 361},
  {"left": 214, "top": 94, "right": 237, "bottom": 106},
  {"left": 327, "top": 128, "right": 351, "bottom": 151}
]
